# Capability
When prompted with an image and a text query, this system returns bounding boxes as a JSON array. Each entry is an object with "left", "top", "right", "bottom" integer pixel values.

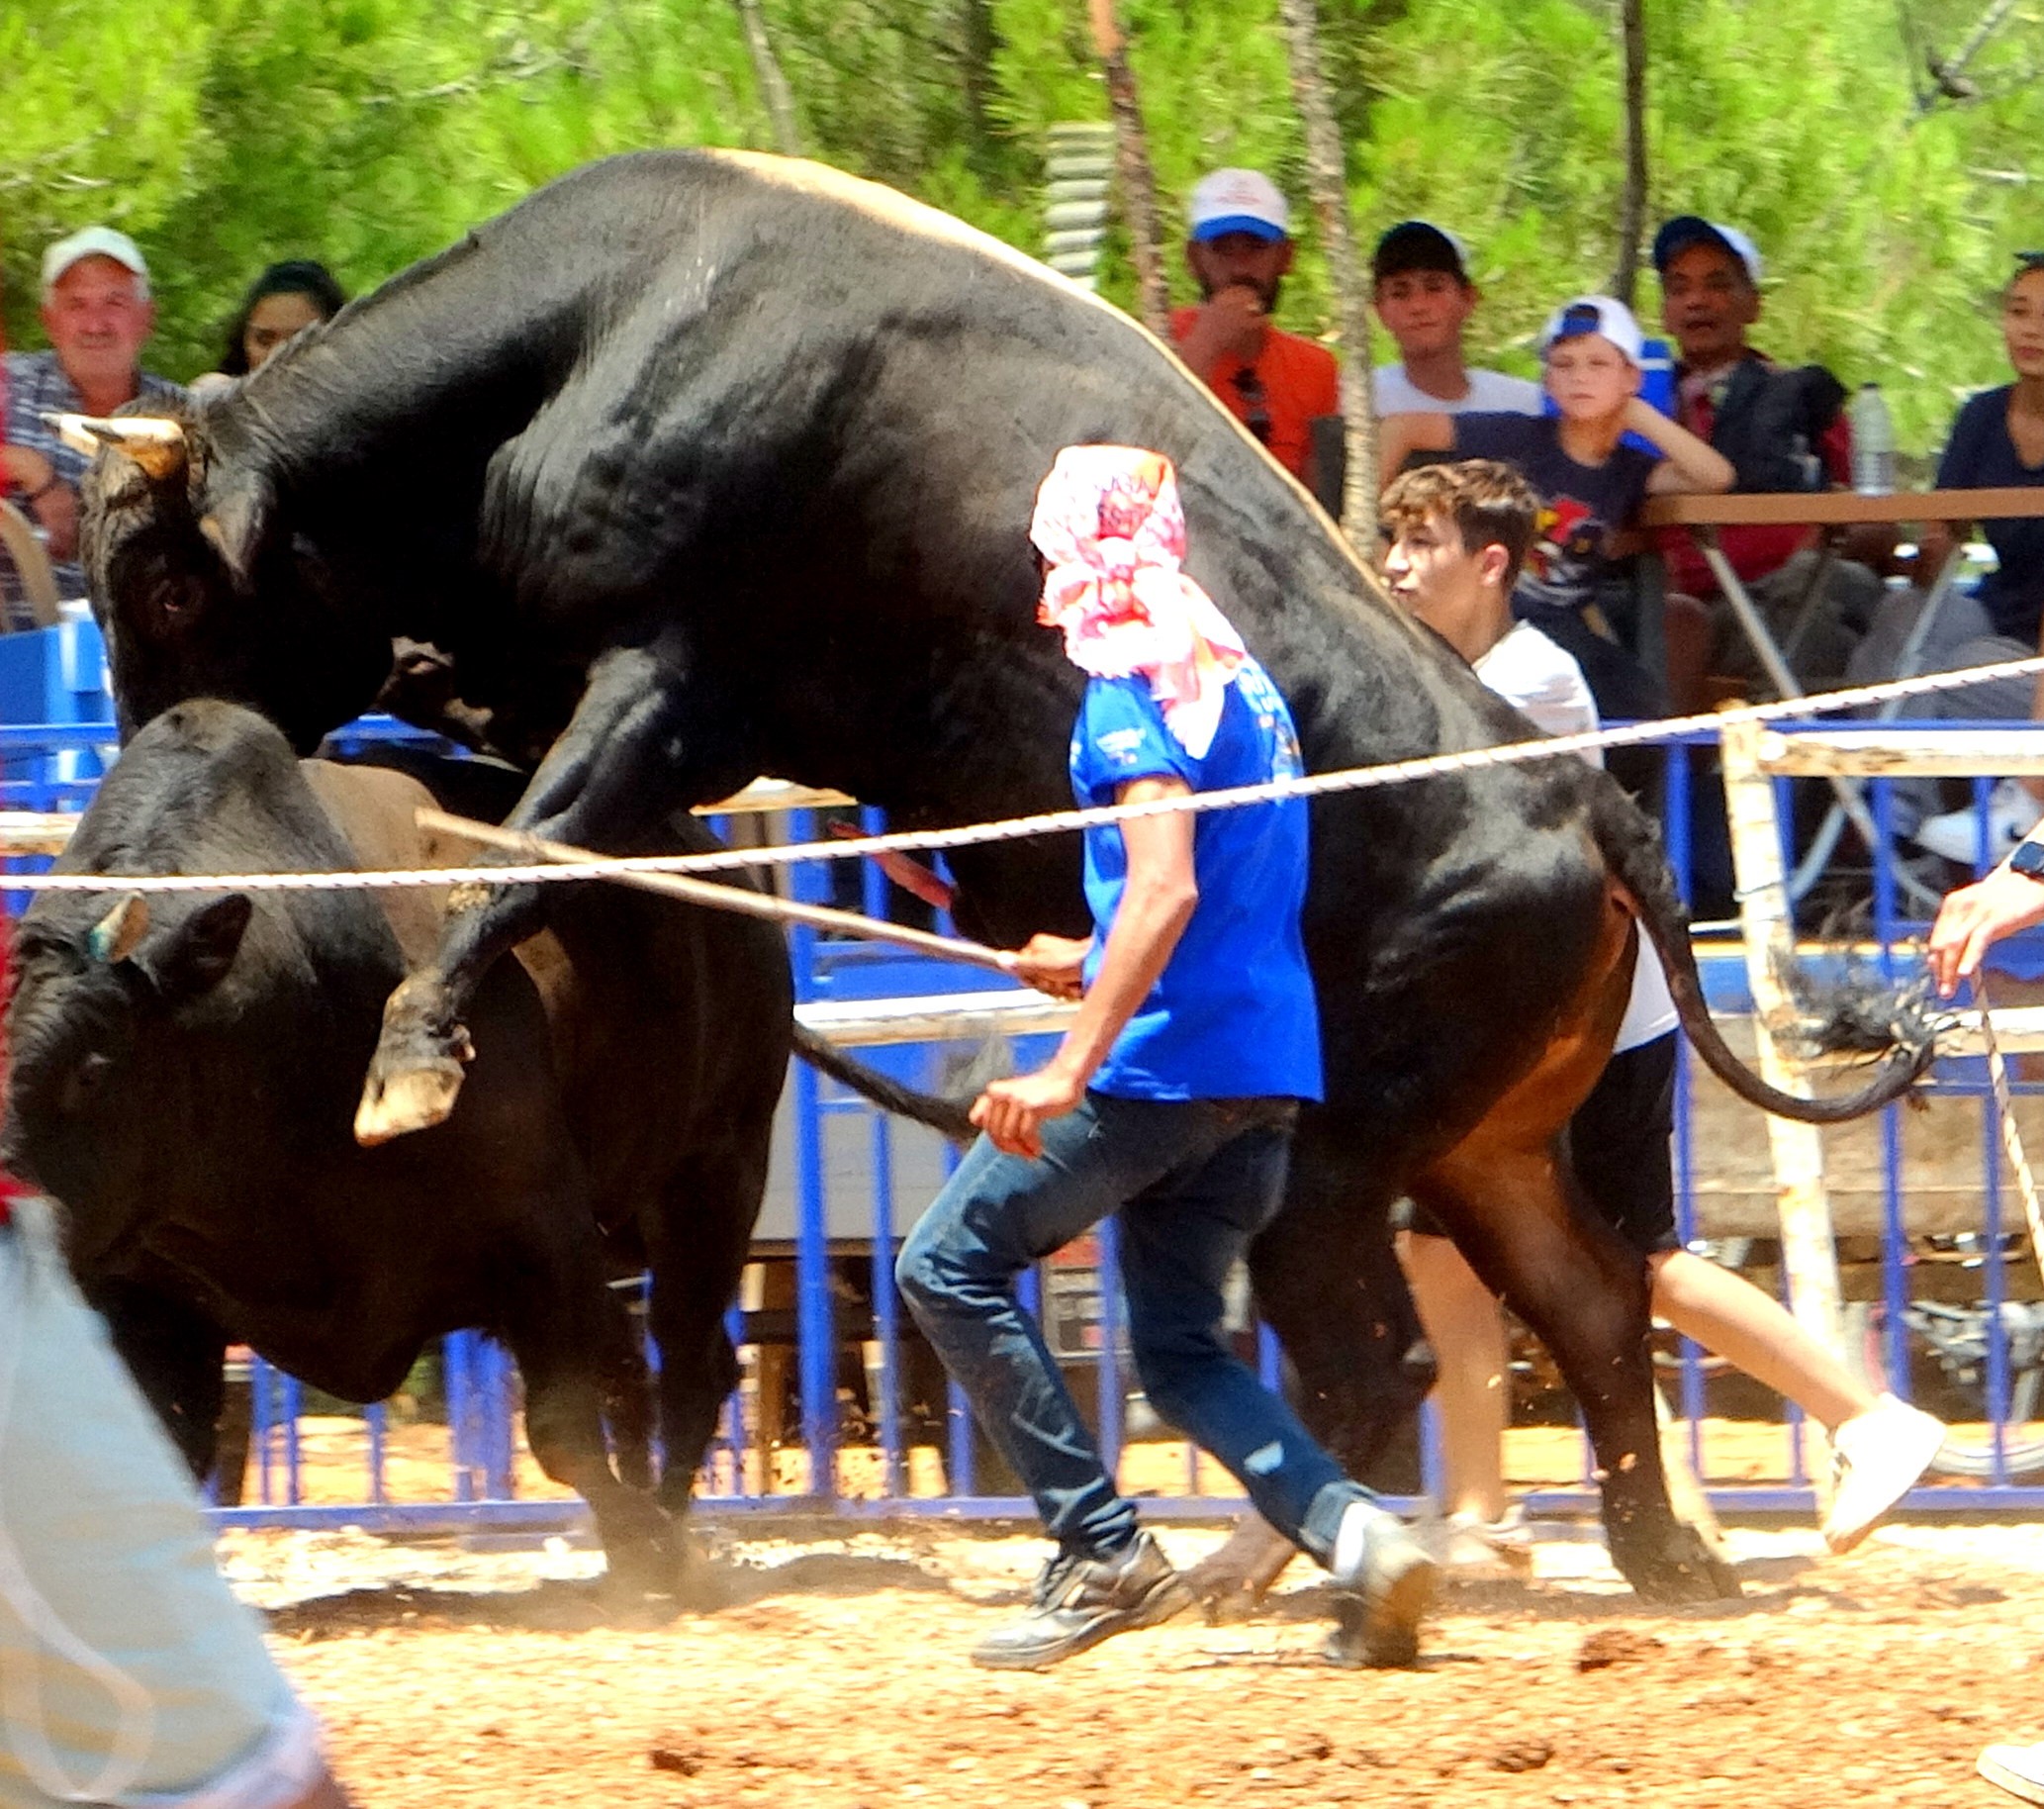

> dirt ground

[{"left": 232, "top": 1514, "right": 2044, "bottom": 1809}]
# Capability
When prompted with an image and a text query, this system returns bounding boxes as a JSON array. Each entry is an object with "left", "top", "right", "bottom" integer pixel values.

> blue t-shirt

[
  {"left": 1451, "top": 412, "right": 1659, "bottom": 619},
  {"left": 1938, "top": 385, "right": 2044, "bottom": 643},
  {"left": 1068, "top": 660, "right": 1323, "bottom": 1102}
]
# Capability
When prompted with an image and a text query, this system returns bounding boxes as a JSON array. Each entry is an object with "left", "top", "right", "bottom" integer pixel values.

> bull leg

[
  {"left": 495, "top": 1248, "right": 677, "bottom": 1604},
  {"left": 83, "top": 1275, "right": 230, "bottom": 1482},
  {"left": 1411, "top": 1144, "right": 1739, "bottom": 1604},
  {"left": 356, "top": 635, "right": 754, "bottom": 1143},
  {"left": 642, "top": 1145, "right": 766, "bottom": 1521}
]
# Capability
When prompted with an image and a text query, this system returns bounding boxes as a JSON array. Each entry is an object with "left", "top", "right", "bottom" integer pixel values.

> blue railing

[{"left": 9, "top": 674, "right": 2044, "bottom": 1530}]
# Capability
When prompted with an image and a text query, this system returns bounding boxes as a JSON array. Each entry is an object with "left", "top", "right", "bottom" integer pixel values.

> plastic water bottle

[{"left": 1851, "top": 382, "right": 1897, "bottom": 496}]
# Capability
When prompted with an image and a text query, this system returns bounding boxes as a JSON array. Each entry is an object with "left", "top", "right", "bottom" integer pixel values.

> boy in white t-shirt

[
  {"left": 1379, "top": 459, "right": 1945, "bottom": 1566},
  {"left": 1369, "top": 222, "right": 1542, "bottom": 418}
]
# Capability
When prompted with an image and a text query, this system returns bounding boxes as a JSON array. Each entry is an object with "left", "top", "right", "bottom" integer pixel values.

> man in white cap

[
  {"left": 3, "top": 228, "right": 182, "bottom": 615},
  {"left": 1650, "top": 216, "right": 1866, "bottom": 713},
  {"left": 1170, "top": 170, "right": 1340, "bottom": 493}
]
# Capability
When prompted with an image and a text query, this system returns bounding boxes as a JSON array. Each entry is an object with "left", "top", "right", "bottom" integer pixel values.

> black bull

[{"left": 79, "top": 149, "right": 1932, "bottom": 1602}]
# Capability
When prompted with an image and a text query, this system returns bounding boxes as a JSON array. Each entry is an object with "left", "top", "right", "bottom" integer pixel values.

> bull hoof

[
  {"left": 354, "top": 1063, "right": 465, "bottom": 1145},
  {"left": 1608, "top": 1519, "right": 1744, "bottom": 1605},
  {"left": 1185, "top": 1514, "right": 1300, "bottom": 1624},
  {"left": 354, "top": 974, "right": 474, "bottom": 1145}
]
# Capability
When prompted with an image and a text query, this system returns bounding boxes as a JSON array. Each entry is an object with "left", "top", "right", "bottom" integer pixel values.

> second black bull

[
  {"left": 77, "top": 149, "right": 1935, "bottom": 1602},
  {"left": 1, "top": 699, "right": 963, "bottom": 1591}
]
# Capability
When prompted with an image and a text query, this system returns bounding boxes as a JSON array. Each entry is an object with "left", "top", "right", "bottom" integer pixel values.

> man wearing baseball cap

[
  {"left": 1369, "top": 221, "right": 1540, "bottom": 418},
  {"left": 1650, "top": 215, "right": 1863, "bottom": 713},
  {"left": 1170, "top": 170, "right": 1340, "bottom": 496},
  {"left": 3, "top": 227, "right": 182, "bottom": 618}
]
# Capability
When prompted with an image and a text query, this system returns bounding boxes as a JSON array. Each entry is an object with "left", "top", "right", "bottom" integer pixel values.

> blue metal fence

[{"left": 4, "top": 619, "right": 2042, "bottom": 1532}]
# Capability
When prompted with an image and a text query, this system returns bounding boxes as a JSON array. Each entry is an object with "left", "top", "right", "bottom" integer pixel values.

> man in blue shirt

[{"left": 897, "top": 446, "right": 1434, "bottom": 1671}]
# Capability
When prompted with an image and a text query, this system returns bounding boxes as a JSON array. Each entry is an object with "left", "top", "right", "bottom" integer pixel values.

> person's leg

[
  {"left": 896, "top": 1093, "right": 1181, "bottom": 1558},
  {"left": 0, "top": 1197, "right": 355, "bottom": 1809},
  {"left": 1116, "top": 1105, "right": 1436, "bottom": 1665},
  {"left": 1396, "top": 1229, "right": 1510, "bottom": 1525}
]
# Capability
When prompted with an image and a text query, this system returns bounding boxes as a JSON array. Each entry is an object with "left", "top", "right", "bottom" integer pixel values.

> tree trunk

[
  {"left": 1611, "top": 0, "right": 1647, "bottom": 307},
  {"left": 734, "top": 0, "right": 802, "bottom": 157},
  {"left": 1085, "top": 0, "right": 1170, "bottom": 339},
  {"left": 1276, "top": 0, "right": 1376, "bottom": 545}
]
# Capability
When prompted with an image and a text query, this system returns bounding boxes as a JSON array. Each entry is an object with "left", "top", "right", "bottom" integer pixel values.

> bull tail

[
  {"left": 1587, "top": 784, "right": 1939, "bottom": 1124},
  {"left": 790, "top": 1024, "right": 976, "bottom": 1141}
]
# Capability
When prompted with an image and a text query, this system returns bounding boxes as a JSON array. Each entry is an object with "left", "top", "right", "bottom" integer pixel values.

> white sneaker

[
  {"left": 1980, "top": 1743, "right": 2044, "bottom": 1805},
  {"left": 1820, "top": 1393, "right": 1946, "bottom": 1554},
  {"left": 1327, "top": 1500, "right": 1438, "bottom": 1668},
  {"left": 1426, "top": 1507, "right": 1535, "bottom": 1578},
  {"left": 1914, "top": 779, "right": 2044, "bottom": 864}
]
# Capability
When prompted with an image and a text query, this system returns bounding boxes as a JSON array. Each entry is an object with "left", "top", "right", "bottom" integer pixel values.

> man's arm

[{"left": 971, "top": 776, "right": 1197, "bottom": 1158}]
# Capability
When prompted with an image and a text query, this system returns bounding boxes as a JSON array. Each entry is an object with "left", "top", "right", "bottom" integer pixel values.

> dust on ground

[{"left": 230, "top": 1516, "right": 2044, "bottom": 1808}]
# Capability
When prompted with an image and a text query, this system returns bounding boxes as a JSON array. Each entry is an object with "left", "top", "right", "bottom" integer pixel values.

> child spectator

[
  {"left": 1379, "top": 456, "right": 1946, "bottom": 1568},
  {"left": 1369, "top": 221, "right": 1541, "bottom": 418},
  {"left": 1379, "top": 295, "right": 1733, "bottom": 730}
]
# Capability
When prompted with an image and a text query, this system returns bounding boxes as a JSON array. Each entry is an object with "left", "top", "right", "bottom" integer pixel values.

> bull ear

[
  {"left": 86, "top": 892, "right": 150, "bottom": 965},
  {"left": 196, "top": 468, "right": 276, "bottom": 591},
  {"left": 136, "top": 894, "right": 253, "bottom": 1005}
]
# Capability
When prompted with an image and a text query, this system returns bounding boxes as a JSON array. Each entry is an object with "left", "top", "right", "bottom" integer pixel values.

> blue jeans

[{"left": 897, "top": 1092, "right": 1365, "bottom": 1560}]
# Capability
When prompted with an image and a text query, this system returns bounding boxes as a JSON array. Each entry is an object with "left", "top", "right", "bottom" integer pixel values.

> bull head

[{"left": 47, "top": 413, "right": 188, "bottom": 484}]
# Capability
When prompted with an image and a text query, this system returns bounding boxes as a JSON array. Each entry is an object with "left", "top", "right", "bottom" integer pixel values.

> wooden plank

[
  {"left": 697, "top": 778, "right": 858, "bottom": 814},
  {"left": 1640, "top": 486, "right": 2044, "bottom": 528},
  {"left": 1755, "top": 727, "right": 2044, "bottom": 779},
  {"left": 0, "top": 810, "right": 82, "bottom": 855},
  {"left": 1721, "top": 717, "right": 1847, "bottom": 1359},
  {"left": 795, "top": 990, "right": 1078, "bottom": 1047}
]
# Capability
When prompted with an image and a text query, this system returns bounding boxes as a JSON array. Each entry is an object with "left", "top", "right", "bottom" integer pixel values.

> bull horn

[
  {"left": 86, "top": 892, "right": 149, "bottom": 965},
  {"left": 42, "top": 413, "right": 188, "bottom": 481}
]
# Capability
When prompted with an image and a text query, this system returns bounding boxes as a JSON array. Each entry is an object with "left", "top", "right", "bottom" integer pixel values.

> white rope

[
  {"left": 1976, "top": 978, "right": 2044, "bottom": 1280},
  {"left": 8, "top": 653, "right": 2044, "bottom": 898}
]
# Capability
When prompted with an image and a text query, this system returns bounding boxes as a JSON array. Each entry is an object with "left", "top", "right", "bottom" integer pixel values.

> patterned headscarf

[{"left": 1029, "top": 445, "right": 1249, "bottom": 759}]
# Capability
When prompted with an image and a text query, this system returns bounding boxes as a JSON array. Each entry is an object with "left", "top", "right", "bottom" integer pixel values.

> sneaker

[
  {"left": 1821, "top": 1393, "right": 1947, "bottom": 1555},
  {"left": 1980, "top": 1744, "right": 2044, "bottom": 1805},
  {"left": 1427, "top": 1506, "right": 1535, "bottom": 1578},
  {"left": 1325, "top": 1500, "right": 1438, "bottom": 1668},
  {"left": 1913, "top": 779, "right": 2044, "bottom": 865},
  {"left": 970, "top": 1531, "right": 1190, "bottom": 1670}
]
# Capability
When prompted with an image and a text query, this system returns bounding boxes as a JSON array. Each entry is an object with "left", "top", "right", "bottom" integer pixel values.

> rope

[
  {"left": 10, "top": 652, "right": 2044, "bottom": 899},
  {"left": 1976, "top": 977, "right": 2044, "bottom": 1280}
]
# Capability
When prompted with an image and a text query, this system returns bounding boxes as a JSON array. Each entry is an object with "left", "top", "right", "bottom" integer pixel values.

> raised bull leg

[{"left": 356, "top": 635, "right": 754, "bottom": 1143}]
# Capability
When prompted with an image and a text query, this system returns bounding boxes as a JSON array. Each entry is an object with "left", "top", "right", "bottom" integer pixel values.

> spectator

[
  {"left": 1171, "top": 170, "right": 1340, "bottom": 496},
  {"left": 3, "top": 228, "right": 182, "bottom": 616},
  {"left": 1379, "top": 457, "right": 1947, "bottom": 1567},
  {"left": 1651, "top": 217, "right": 1869, "bottom": 713},
  {"left": 1892, "top": 253, "right": 2044, "bottom": 860},
  {"left": 1370, "top": 221, "right": 1541, "bottom": 418},
  {"left": 1379, "top": 295, "right": 1732, "bottom": 736},
  {"left": 201, "top": 260, "right": 347, "bottom": 389}
]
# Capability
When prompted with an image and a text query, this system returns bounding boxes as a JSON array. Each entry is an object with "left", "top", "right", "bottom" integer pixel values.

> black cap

[{"left": 1371, "top": 220, "right": 1469, "bottom": 285}]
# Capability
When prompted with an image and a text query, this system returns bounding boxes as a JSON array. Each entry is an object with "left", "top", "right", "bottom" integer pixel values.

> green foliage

[{"left": 5, "top": 0, "right": 2042, "bottom": 451}]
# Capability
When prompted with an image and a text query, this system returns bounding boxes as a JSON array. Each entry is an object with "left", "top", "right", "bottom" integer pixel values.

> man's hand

[
  {"left": 30, "top": 480, "right": 79, "bottom": 562},
  {"left": 1927, "top": 862, "right": 2044, "bottom": 997},
  {"left": 1007, "top": 932, "right": 1091, "bottom": 1000},
  {"left": 1178, "top": 285, "right": 1268, "bottom": 372},
  {"left": 971, "top": 1065, "right": 1086, "bottom": 1160}
]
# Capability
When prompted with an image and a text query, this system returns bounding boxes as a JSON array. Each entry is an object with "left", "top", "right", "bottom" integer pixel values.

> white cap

[
  {"left": 42, "top": 227, "right": 150, "bottom": 297},
  {"left": 1187, "top": 169, "right": 1289, "bottom": 244},
  {"left": 1540, "top": 295, "right": 1645, "bottom": 367}
]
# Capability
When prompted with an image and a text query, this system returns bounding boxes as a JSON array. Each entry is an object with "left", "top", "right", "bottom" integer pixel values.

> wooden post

[
  {"left": 1611, "top": 0, "right": 1647, "bottom": 307},
  {"left": 1276, "top": 0, "right": 1377, "bottom": 544},
  {"left": 733, "top": 0, "right": 802, "bottom": 156},
  {"left": 1720, "top": 718, "right": 1846, "bottom": 1368}
]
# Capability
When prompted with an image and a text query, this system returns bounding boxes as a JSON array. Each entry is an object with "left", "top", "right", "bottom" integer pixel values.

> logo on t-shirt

[
  {"left": 1094, "top": 724, "right": 1150, "bottom": 768},
  {"left": 1523, "top": 494, "right": 1606, "bottom": 613}
]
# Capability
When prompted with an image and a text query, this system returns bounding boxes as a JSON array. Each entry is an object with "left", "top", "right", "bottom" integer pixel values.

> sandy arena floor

[{"left": 230, "top": 1515, "right": 2044, "bottom": 1808}]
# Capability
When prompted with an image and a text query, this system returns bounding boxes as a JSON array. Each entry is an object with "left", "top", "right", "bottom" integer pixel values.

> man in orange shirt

[{"left": 1170, "top": 170, "right": 1340, "bottom": 499}]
